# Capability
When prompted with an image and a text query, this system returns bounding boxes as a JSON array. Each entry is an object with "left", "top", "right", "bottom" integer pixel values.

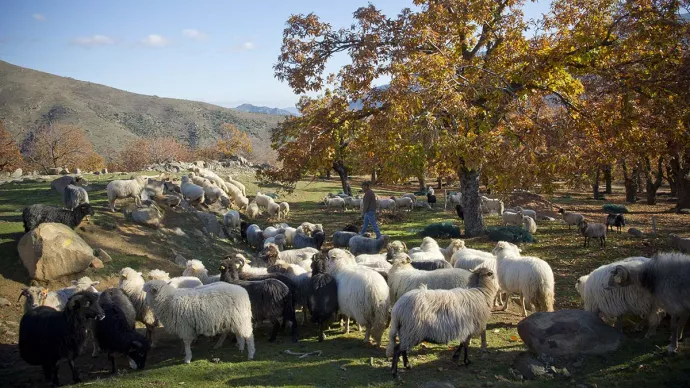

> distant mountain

[
  {"left": 281, "top": 106, "right": 301, "bottom": 116},
  {"left": 0, "top": 60, "right": 284, "bottom": 164},
  {"left": 234, "top": 104, "right": 294, "bottom": 116}
]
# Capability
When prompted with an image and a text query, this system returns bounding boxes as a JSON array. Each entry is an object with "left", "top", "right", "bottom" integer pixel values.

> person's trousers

[{"left": 360, "top": 210, "right": 381, "bottom": 238}]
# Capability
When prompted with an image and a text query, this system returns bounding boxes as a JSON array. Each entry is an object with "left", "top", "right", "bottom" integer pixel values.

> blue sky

[{"left": 0, "top": 1, "right": 551, "bottom": 109}]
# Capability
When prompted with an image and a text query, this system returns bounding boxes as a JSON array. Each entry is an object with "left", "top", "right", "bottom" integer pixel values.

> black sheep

[
  {"left": 410, "top": 259, "right": 452, "bottom": 271},
  {"left": 19, "top": 291, "right": 104, "bottom": 386},
  {"left": 308, "top": 253, "right": 339, "bottom": 342},
  {"left": 219, "top": 257, "right": 298, "bottom": 342},
  {"left": 240, "top": 221, "right": 250, "bottom": 242},
  {"left": 293, "top": 230, "right": 326, "bottom": 250},
  {"left": 427, "top": 193, "right": 437, "bottom": 207},
  {"left": 22, "top": 203, "right": 94, "bottom": 232},
  {"left": 606, "top": 213, "right": 626, "bottom": 234},
  {"left": 230, "top": 255, "right": 299, "bottom": 299},
  {"left": 95, "top": 289, "right": 150, "bottom": 374},
  {"left": 342, "top": 224, "right": 359, "bottom": 233},
  {"left": 455, "top": 204, "right": 465, "bottom": 221}
]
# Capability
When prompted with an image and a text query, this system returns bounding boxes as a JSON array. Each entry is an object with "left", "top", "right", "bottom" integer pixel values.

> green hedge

[
  {"left": 486, "top": 226, "right": 535, "bottom": 243},
  {"left": 419, "top": 222, "right": 461, "bottom": 238},
  {"left": 603, "top": 204, "right": 629, "bottom": 214}
]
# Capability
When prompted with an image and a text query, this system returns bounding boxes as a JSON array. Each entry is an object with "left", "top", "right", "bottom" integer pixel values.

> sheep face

[
  {"left": 78, "top": 203, "right": 95, "bottom": 216},
  {"left": 259, "top": 245, "right": 280, "bottom": 265},
  {"left": 311, "top": 252, "right": 328, "bottom": 273},
  {"left": 390, "top": 252, "right": 411, "bottom": 265},
  {"left": 608, "top": 265, "right": 632, "bottom": 287},
  {"left": 148, "top": 269, "right": 170, "bottom": 281},
  {"left": 18, "top": 287, "right": 47, "bottom": 309},
  {"left": 127, "top": 340, "right": 150, "bottom": 370},
  {"left": 66, "top": 292, "right": 105, "bottom": 321}
]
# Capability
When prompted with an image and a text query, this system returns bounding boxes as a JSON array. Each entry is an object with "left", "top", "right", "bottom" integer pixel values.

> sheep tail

[
  {"left": 535, "top": 283, "right": 554, "bottom": 312},
  {"left": 386, "top": 313, "right": 399, "bottom": 358}
]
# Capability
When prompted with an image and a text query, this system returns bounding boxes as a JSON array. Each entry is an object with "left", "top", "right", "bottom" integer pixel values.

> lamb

[
  {"left": 580, "top": 257, "right": 660, "bottom": 337},
  {"left": 259, "top": 243, "right": 319, "bottom": 265},
  {"left": 387, "top": 268, "right": 498, "bottom": 377},
  {"left": 578, "top": 220, "right": 606, "bottom": 247},
  {"left": 608, "top": 251, "right": 690, "bottom": 353},
  {"left": 492, "top": 241, "right": 555, "bottom": 316},
  {"left": 558, "top": 208, "right": 585, "bottom": 229},
  {"left": 299, "top": 222, "right": 324, "bottom": 235},
  {"left": 143, "top": 279, "right": 255, "bottom": 363},
  {"left": 480, "top": 196, "right": 504, "bottom": 214},
  {"left": 279, "top": 202, "right": 290, "bottom": 219},
  {"left": 308, "top": 252, "right": 339, "bottom": 341},
  {"left": 282, "top": 226, "right": 298, "bottom": 247},
  {"left": 220, "top": 258, "right": 298, "bottom": 343},
  {"left": 224, "top": 210, "right": 241, "bottom": 230},
  {"left": 19, "top": 292, "right": 105, "bottom": 386},
  {"left": 22, "top": 203, "right": 94, "bottom": 232},
  {"left": 182, "top": 259, "right": 221, "bottom": 284},
  {"left": 411, "top": 238, "right": 465, "bottom": 262},
  {"left": 293, "top": 230, "right": 326, "bottom": 250},
  {"left": 516, "top": 207, "right": 537, "bottom": 220},
  {"left": 344, "top": 196, "right": 362, "bottom": 211},
  {"left": 107, "top": 176, "right": 148, "bottom": 211},
  {"left": 203, "top": 185, "right": 225, "bottom": 204},
  {"left": 255, "top": 192, "right": 275, "bottom": 208},
  {"left": 326, "top": 249, "right": 390, "bottom": 346},
  {"left": 246, "top": 223, "right": 265, "bottom": 250},
  {"left": 391, "top": 196, "right": 414, "bottom": 211},
  {"left": 267, "top": 201, "right": 281, "bottom": 218},
  {"left": 118, "top": 268, "right": 159, "bottom": 342},
  {"left": 147, "top": 269, "right": 203, "bottom": 288},
  {"left": 226, "top": 176, "right": 247, "bottom": 196},
  {"left": 95, "top": 288, "right": 150, "bottom": 374},
  {"left": 42, "top": 276, "right": 100, "bottom": 310},
  {"left": 180, "top": 176, "right": 205, "bottom": 204},
  {"left": 323, "top": 196, "right": 346, "bottom": 212},
  {"left": 377, "top": 198, "right": 397, "bottom": 212},
  {"left": 51, "top": 175, "right": 88, "bottom": 195},
  {"left": 235, "top": 195, "right": 250, "bottom": 211},
  {"left": 449, "top": 245, "right": 495, "bottom": 267},
  {"left": 18, "top": 286, "right": 47, "bottom": 313},
  {"left": 348, "top": 235, "right": 391, "bottom": 256},
  {"left": 401, "top": 193, "right": 417, "bottom": 202},
  {"left": 501, "top": 211, "right": 523, "bottom": 226},
  {"left": 247, "top": 201, "right": 261, "bottom": 218},
  {"left": 333, "top": 231, "right": 358, "bottom": 248},
  {"left": 522, "top": 215, "right": 537, "bottom": 234},
  {"left": 63, "top": 184, "right": 89, "bottom": 210},
  {"left": 387, "top": 253, "right": 473, "bottom": 304},
  {"left": 606, "top": 213, "right": 626, "bottom": 233}
]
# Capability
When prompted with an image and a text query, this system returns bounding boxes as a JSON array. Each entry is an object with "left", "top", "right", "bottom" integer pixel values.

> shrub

[
  {"left": 486, "top": 226, "right": 535, "bottom": 243},
  {"left": 603, "top": 204, "right": 629, "bottom": 214},
  {"left": 419, "top": 222, "right": 461, "bottom": 238}
]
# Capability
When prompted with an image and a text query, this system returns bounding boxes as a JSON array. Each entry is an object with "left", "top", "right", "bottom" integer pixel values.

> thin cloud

[
  {"left": 72, "top": 35, "right": 115, "bottom": 47},
  {"left": 182, "top": 28, "right": 207, "bottom": 41},
  {"left": 238, "top": 41, "right": 255, "bottom": 51},
  {"left": 32, "top": 14, "right": 46, "bottom": 22},
  {"left": 140, "top": 34, "right": 170, "bottom": 48}
]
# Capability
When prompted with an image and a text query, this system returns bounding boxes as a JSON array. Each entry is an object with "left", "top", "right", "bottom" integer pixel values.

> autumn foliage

[
  {"left": 0, "top": 121, "right": 23, "bottom": 172},
  {"left": 196, "top": 123, "right": 253, "bottom": 162},
  {"left": 112, "top": 137, "right": 192, "bottom": 172},
  {"left": 22, "top": 123, "right": 104, "bottom": 173}
]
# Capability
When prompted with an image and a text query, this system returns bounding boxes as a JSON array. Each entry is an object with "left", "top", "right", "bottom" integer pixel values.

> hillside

[
  {"left": 234, "top": 103, "right": 294, "bottom": 116},
  {"left": 0, "top": 60, "right": 282, "bottom": 164}
]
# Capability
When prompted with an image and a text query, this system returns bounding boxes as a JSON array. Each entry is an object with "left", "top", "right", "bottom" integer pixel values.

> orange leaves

[
  {"left": 23, "top": 123, "right": 104, "bottom": 173},
  {"left": 0, "top": 121, "right": 23, "bottom": 172}
]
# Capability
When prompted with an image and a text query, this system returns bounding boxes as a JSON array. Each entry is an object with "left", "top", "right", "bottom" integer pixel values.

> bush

[
  {"left": 486, "top": 226, "right": 535, "bottom": 243},
  {"left": 419, "top": 222, "right": 461, "bottom": 238},
  {"left": 603, "top": 204, "right": 628, "bottom": 213}
]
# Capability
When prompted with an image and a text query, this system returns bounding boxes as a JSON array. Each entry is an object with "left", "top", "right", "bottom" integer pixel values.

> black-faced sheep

[
  {"left": 606, "top": 213, "right": 626, "bottom": 234},
  {"left": 348, "top": 235, "right": 390, "bottom": 256},
  {"left": 309, "top": 253, "right": 339, "bottom": 342},
  {"left": 578, "top": 220, "right": 606, "bottom": 247},
  {"left": 22, "top": 203, "right": 94, "bottom": 232},
  {"left": 293, "top": 230, "right": 326, "bottom": 250},
  {"left": 63, "top": 184, "right": 89, "bottom": 210}
]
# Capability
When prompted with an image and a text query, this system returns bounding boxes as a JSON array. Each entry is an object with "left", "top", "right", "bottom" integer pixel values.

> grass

[{"left": 1, "top": 173, "right": 689, "bottom": 387}]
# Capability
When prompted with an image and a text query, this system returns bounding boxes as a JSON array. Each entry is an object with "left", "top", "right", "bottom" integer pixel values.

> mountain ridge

[{"left": 234, "top": 103, "right": 297, "bottom": 116}]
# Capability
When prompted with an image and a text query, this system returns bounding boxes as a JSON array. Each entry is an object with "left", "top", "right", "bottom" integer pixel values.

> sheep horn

[{"left": 17, "top": 290, "right": 27, "bottom": 302}]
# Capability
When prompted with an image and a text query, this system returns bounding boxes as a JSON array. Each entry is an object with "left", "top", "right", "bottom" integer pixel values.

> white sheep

[
  {"left": 278, "top": 202, "right": 290, "bottom": 219},
  {"left": 180, "top": 176, "right": 205, "bottom": 204},
  {"left": 581, "top": 257, "right": 661, "bottom": 337},
  {"left": 401, "top": 193, "right": 417, "bottom": 202},
  {"left": 516, "top": 207, "right": 537, "bottom": 220},
  {"left": 143, "top": 280, "right": 255, "bottom": 363},
  {"left": 259, "top": 243, "right": 319, "bottom": 265},
  {"left": 558, "top": 208, "right": 585, "bottom": 229},
  {"left": 387, "top": 268, "right": 498, "bottom": 376},
  {"left": 182, "top": 259, "right": 221, "bottom": 284},
  {"left": 147, "top": 269, "right": 204, "bottom": 289},
  {"left": 247, "top": 201, "right": 260, "bottom": 218},
  {"left": 224, "top": 210, "right": 240, "bottom": 229},
  {"left": 266, "top": 201, "right": 281, "bottom": 218},
  {"left": 107, "top": 176, "right": 147, "bottom": 211},
  {"left": 42, "top": 276, "right": 100, "bottom": 310},
  {"left": 376, "top": 198, "right": 396, "bottom": 212},
  {"left": 326, "top": 248, "right": 390, "bottom": 346},
  {"left": 344, "top": 196, "right": 362, "bottom": 211},
  {"left": 298, "top": 222, "right": 323, "bottom": 235},
  {"left": 255, "top": 192, "right": 275, "bottom": 208},
  {"left": 387, "top": 253, "right": 473, "bottom": 304},
  {"left": 235, "top": 195, "right": 250, "bottom": 211},
  {"left": 480, "top": 196, "right": 504, "bottom": 214},
  {"left": 501, "top": 211, "right": 523, "bottom": 226},
  {"left": 391, "top": 196, "right": 414, "bottom": 211},
  {"left": 492, "top": 241, "right": 555, "bottom": 316},
  {"left": 118, "top": 267, "right": 159, "bottom": 343},
  {"left": 323, "top": 196, "right": 346, "bottom": 212},
  {"left": 522, "top": 215, "right": 537, "bottom": 234},
  {"left": 449, "top": 244, "right": 495, "bottom": 267},
  {"left": 226, "top": 175, "right": 247, "bottom": 196},
  {"left": 203, "top": 185, "right": 225, "bottom": 204}
]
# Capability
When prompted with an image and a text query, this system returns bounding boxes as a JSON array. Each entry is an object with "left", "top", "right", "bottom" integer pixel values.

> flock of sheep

[{"left": 13, "top": 170, "right": 690, "bottom": 385}]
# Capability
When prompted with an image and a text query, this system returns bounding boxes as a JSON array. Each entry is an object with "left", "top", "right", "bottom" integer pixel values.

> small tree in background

[
  {"left": 0, "top": 121, "right": 23, "bottom": 172},
  {"left": 196, "top": 123, "right": 253, "bottom": 161},
  {"left": 115, "top": 137, "right": 191, "bottom": 172},
  {"left": 22, "top": 123, "right": 104, "bottom": 173}
]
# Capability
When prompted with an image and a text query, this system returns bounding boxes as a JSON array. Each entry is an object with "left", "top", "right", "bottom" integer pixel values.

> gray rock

[
  {"left": 101, "top": 168, "right": 108, "bottom": 174},
  {"left": 679, "top": 208, "right": 690, "bottom": 215},
  {"left": 129, "top": 206, "right": 162, "bottom": 228},
  {"left": 197, "top": 212, "right": 221, "bottom": 237},
  {"left": 48, "top": 168, "right": 61, "bottom": 175},
  {"left": 93, "top": 248, "right": 113, "bottom": 263},
  {"left": 60, "top": 167, "right": 70, "bottom": 175},
  {"left": 74, "top": 168, "right": 81, "bottom": 174},
  {"left": 670, "top": 234, "right": 690, "bottom": 254},
  {"left": 628, "top": 228, "right": 644, "bottom": 238},
  {"left": 513, "top": 352, "right": 548, "bottom": 380},
  {"left": 174, "top": 253, "right": 187, "bottom": 267},
  {"left": 517, "top": 310, "right": 625, "bottom": 358},
  {"left": 0, "top": 297, "right": 11, "bottom": 307},
  {"left": 11, "top": 168, "right": 22, "bottom": 178},
  {"left": 420, "top": 382, "right": 455, "bottom": 388}
]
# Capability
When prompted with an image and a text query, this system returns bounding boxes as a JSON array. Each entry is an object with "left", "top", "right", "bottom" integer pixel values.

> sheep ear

[
  {"left": 401, "top": 242, "right": 407, "bottom": 250},
  {"left": 92, "top": 281, "right": 100, "bottom": 286},
  {"left": 71, "top": 280, "right": 78, "bottom": 286},
  {"left": 613, "top": 266, "right": 629, "bottom": 285}
]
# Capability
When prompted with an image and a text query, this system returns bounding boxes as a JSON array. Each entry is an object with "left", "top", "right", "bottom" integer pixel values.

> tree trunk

[
  {"left": 458, "top": 160, "right": 485, "bottom": 237},
  {"left": 621, "top": 161, "right": 639, "bottom": 203},
  {"left": 437, "top": 176, "right": 443, "bottom": 189},
  {"left": 592, "top": 168, "right": 601, "bottom": 200},
  {"left": 604, "top": 165, "right": 613, "bottom": 194},
  {"left": 645, "top": 157, "right": 664, "bottom": 205},
  {"left": 371, "top": 169, "right": 377, "bottom": 184},
  {"left": 417, "top": 174, "right": 426, "bottom": 192},
  {"left": 636, "top": 168, "right": 644, "bottom": 194},
  {"left": 326, "top": 169, "right": 331, "bottom": 179},
  {"left": 669, "top": 153, "right": 690, "bottom": 212},
  {"left": 667, "top": 163, "right": 678, "bottom": 197},
  {"left": 332, "top": 160, "right": 349, "bottom": 195}
]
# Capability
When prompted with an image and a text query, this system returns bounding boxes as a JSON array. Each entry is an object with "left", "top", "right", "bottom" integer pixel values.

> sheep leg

[
  {"left": 391, "top": 344, "right": 401, "bottom": 377},
  {"left": 451, "top": 342, "right": 465, "bottom": 363},
  {"left": 668, "top": 315, "right": 680, "bottom": 354},
  {"left": 269, "top": 319, "right": 281, "bottom": 342},
  {"left": 345, "top": 317, "right": 351, "bottom": 334},
  {"left": 614, "top": 316, "right": 624, "bottom": 331},
  {"left": 462, "top": 338, "right": 471, "bottom": 365},
  {"left": 318, "top": 320, "right": 326, "bottom": 342},
  {"left": 214, "top": 333, "right": 228, "bottom": 349},
  {"left": 520, "top": 295, "right": 528, "bottom": 317},
  {"left": 402, "top": 350, "right": 410, "bottom": 369},
  {"left": 109, "top": 353, "right": 117, "bottom": 374},
  {"left": 501, "top": 295, "right": 510, "bottom": 311},
  {"left": 358, "top": 324, "right": 363, "bottom": 332},
  {"left": 480, "top": 330, "right": 488, "bottom": 352},
  {"left": 677, "top": 315, "right": 689, "bottom": 341},
  {"left": 302, "top": 308, "right": 308, "bottom": 326},
  {"left": 183, "top": 339, "right": 194, "bottom": 363},
  {"left": 645, "top": 312, "right": 661, "bottom": 339},
  {"left": 68, "top": 356, "right": 81, "bottom": 383},
  {"left": 42, "top": 363, "right": 55, "bottom": 384}
]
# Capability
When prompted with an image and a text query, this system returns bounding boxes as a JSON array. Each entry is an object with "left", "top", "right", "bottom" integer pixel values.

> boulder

[
  {"left": 48, "top": 168, "right": 61, "bottom": 175},
  {"left": 75, "top": 168, "right": 81, "bottom": 174},
  {"left": 129, "top": 206, "right": 162, "bottom": 228},
  {"left": 0, "top": 297, "right": 11, "bottom": 307},
  {"left": 517, "top": 310, "right": 625, "bottom": 358},
  {"left": 670, "top": 234, "right": 690, "bottom": 254},
  {"left": 679, "top": 208, "right": 690, "bottom": 215},
  {"left": 89, "top": 258, "right": 104, "bottom": 269},
  {"left": 628, "top": 228, "right": 644, "bottom": 238},
  {"left": 60, "top": 168, "right": 70, "bottom": 175},
  {"left": 94, "top": 248, "right": 113, "bottom": 263},
  {"left": 101, "top": 168, "right": 108, "bottom": 174},
  {"left": 197, "top": 212, "right": 221, "bottom": 237},
  {"left": 174, "top": 253, "right": 187, "bottom": 267},
  {"left": 18, "top": 223, "right": 97, "bottom": 281},
  {"left": 11, "top": 168, "right": 22, "bottom": 178},
  {"left": 513, "top": 352, "right": 548, "bottom": 380}
]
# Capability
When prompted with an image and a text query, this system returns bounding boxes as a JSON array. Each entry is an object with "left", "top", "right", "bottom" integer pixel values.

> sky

[{"left": 0, "top": 0, "right": 551, "bottom": 109}]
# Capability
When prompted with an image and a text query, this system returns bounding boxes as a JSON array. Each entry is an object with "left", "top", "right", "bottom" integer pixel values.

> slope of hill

[
  {"left": 0, "top": 60, "right": 282, "bottom": 164},
  {"left": 234, "top": 103, "right": 293, "bottom": 116}
]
